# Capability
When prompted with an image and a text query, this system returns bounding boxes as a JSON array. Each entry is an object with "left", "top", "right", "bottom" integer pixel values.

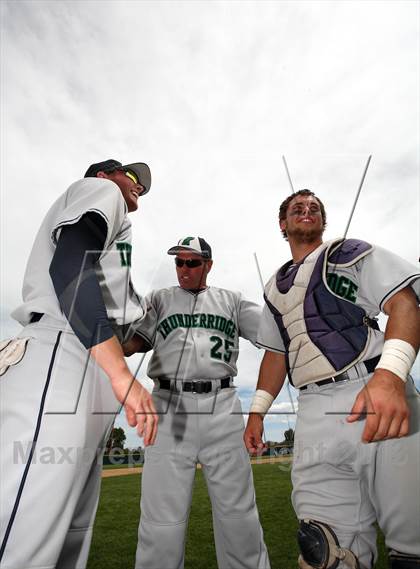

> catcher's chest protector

[{"left": 264, "top": 239, "right": 374, "bottom": 388}]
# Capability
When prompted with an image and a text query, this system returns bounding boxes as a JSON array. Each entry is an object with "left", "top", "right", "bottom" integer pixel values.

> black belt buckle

[{"left": 191, "top": 380, "right": 211, "bottom": 394}]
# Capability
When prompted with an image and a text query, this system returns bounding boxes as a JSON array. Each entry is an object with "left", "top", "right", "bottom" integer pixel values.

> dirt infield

[{"left": 102, "top": 456, "right": 292, "bottom": 478}]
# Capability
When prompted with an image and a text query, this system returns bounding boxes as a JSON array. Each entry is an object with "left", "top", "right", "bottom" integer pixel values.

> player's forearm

[
  {"left": 256, "top": 350, "right": 288, "bottom": 398},
  {"left": 249, "top": 351, "right": 287, "bottom": 418},
  {"left": 90, "top": 336, "right": 132, "bottom": 383},
  {"left": 375, "top": 286, "right": 420, "bottom": 383},
  {"left": 383, "top": 287, "right": 420, "bottom": 352}
]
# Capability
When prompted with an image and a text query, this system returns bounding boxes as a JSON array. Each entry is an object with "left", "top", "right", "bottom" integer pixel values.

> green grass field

[{"left": 87, "top": 463, "right": 388, "bottom": 569}]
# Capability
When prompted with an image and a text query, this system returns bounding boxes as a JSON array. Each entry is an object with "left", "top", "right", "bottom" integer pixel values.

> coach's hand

[
  {"left": 122, "top": 334, "right": 152, "bottom": 356},
  {"left": 347, "top": 369, "right": 409, "bottom": 443},
  {"left": 244, "top": 414, "right": 266, "bottom": 455},
  {"left": 111, "top": 372, "right": 158, "bottom": 446}
]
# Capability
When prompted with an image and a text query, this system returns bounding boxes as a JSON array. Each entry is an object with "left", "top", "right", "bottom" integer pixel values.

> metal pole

[{"left": 282, "top": 155, "right": 295, "bottom": 193}]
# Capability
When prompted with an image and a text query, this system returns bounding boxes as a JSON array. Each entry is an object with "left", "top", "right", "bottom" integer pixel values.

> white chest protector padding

[{"left": 265, "top": 240, "right": 372, "bottom": 388}]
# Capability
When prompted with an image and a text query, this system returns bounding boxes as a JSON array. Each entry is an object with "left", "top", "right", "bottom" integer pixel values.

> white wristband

[
  {"left": 249, "top": 389, "right": 274, "bottom": 417},
  {"left": 375, "top": 339, "right": 416, "bottom": 383}
]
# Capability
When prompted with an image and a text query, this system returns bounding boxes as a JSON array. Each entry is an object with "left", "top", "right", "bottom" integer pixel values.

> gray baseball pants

[
  {"left": 292, "top": 375, "right": 420, "bottom": 569},
  {"left": 135, "top": 386, "right": 270, "bottom": 569},
  {"left": 0, "top": 317, "right": 117, "bottom": 569}
]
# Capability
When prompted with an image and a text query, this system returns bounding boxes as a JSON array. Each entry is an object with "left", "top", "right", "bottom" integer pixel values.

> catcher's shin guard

[
  {"left": 297, "top": 520, "right": 365, "bottom": 569},
  {"left": 389, "top": 550, "right": 420, "bottom": 568}
]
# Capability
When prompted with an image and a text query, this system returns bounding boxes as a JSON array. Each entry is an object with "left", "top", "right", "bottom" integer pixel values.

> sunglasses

[
  {"left": 175, "top": 258, "right": 204, "bottom": 268},
  {"left": 104, "top": 167, "right": 142, "bottom": 187},
  {"left": 124, "top": 170, "right": 139, "bottom": 184}
]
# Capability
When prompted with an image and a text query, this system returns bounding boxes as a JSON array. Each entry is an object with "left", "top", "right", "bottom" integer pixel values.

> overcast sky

[{"left": 1, "top": 0, "right": 419, "bottom": 447}]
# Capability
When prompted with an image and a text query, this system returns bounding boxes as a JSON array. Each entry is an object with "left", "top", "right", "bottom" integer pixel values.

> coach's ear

[
  {"left": 96, "top": 171, "right": 107, "bottom": 179},
  {"left": 205, "top": 260, "right": 213, "bottom": 274}
]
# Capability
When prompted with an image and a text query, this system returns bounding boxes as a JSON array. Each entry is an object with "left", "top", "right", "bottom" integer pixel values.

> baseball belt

[
  {"left": 300, "top": 355, "right": 381, "bottom": 391},
  {"left": 158, "top": 377, "right": 233, "bottom": 393}
]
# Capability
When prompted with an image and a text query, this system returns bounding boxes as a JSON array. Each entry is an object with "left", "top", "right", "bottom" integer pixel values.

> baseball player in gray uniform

[
  {"left": 0, "top": 159, "right": 158, "bottom": 569},
  {"left": 124, "top": 236, "right": 270, "bottom": 569},
  {"left": 244, "top": 190, "right": 420, "bottom": 569}
]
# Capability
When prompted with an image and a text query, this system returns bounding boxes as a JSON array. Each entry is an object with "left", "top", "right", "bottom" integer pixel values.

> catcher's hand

[
  {"left": 347, "top": 369, "right": 409, "bottom": 443},
  {"left": 244, "top": 413, "right": 266, "bottom": 455}
]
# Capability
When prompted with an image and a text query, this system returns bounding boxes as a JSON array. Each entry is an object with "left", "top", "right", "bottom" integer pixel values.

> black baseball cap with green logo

[
  {"left": 167, "top": 236, "right": 212, "bottom": 259},
  {"left": 84, "top": 159, "right": 151, "bottom": 195}
]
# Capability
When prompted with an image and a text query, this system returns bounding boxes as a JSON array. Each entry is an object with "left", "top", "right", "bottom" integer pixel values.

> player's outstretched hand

[
  {"left": 347, "top": 369, "right": 410, "bottom": 443},
  {"left": 111, "top": 373, "right": 158, "bottom": 446},
  {"left": 90, "top": 337, "right": 158, "bottom": 444},
  {"left": 244, "top": 414, "right": 266, "bottom": 455}
]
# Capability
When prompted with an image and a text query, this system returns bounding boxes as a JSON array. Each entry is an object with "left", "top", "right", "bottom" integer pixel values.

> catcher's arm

[
  {"left": 348, "top": 286, "right": 419, "bottom": 442},
  {"left": 244, "top": 350, "right": 287, "bottom": 454}
]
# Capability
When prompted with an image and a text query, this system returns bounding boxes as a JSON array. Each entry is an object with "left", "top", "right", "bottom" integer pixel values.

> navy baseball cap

[
  {"left": 167, "top": 236, "right": 212, "bottom": 259},
  {"left": 84, "top": 159, "right": 151, "bottom": 195}
]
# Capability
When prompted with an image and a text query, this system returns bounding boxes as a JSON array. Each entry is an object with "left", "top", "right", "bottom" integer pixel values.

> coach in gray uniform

[
  {"left": 245, "top": 189, "right": 420, "bottom": 569},
  {"left": 0, "top": 159, "right": 158, "bottom": 569},
  {"left": 125, "top": 236, "right": 270, "bottom": 569}
]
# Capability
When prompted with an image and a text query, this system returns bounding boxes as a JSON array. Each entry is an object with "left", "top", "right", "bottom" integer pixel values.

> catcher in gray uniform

[
  {"left": 0, "top": 159, "right": 158, "bottom": 569},
  {"left": 125, "top": 236, "right": 270, "bottom": 569},
  {"left": 244, "top": 190, "right": 420, "bottom": 569}
]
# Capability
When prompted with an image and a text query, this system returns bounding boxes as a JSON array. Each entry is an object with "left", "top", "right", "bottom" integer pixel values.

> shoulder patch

[{"left": 328, "top": 239, "right": 373, "bottom": 267}]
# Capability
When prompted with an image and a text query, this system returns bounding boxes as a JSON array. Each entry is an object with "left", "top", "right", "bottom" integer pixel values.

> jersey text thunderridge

[{"left": 157, "top": 313, "right": 237, "bottom": 340}]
